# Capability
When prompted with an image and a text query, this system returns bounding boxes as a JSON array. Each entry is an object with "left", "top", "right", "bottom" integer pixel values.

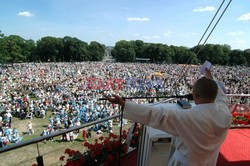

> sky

[{"left": 0, "top": 0, "right": 250, "bottom": 50}]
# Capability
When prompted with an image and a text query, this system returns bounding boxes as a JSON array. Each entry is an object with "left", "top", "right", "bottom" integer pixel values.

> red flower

[
  {"left": 107, "top": 154, "right": 114, "bottom": 162},
  {"left": 123, "top": 130, "right": 127, "bottom": 134},
  {"left": 64, "top": 148, "right": 71, "bottom": 155},
  {"left": 113, "top": 141, "right": 121, "bottom": 148},
  {"left": 94, "top": 148, "right": 102, "bottom": 155},
  {"left": 95, "top": 139, "right": 98, "bottom": 143},
  {"left": 88, "top": 144, "right": 94, "bottom": 151},
  {"left": 73, "top": 161, "right": 80, "bottom": 166},
  {"left": 133, "top": 133, "right": 138, "bottom": 137},
  {"left": 233, "top": 119, "right": 238, "bottom": 124},
  {"left": 104, "top": 139, "right": 110, "bottom": 145},
  {"left": 131, "top": 140, "right": 136, "bottom": 144},
  {"left": 113, "top": 135, "right": 118, "bottom": 139},
  {"left": 243, "top": 121, "right": 248, "bottom": 125},
  {"left": 91, "top": 152, "right": 96, "bottom": 159},
  {"left": 109, "top": 133, "right": 114, "bottom": 138},
  {"left": 99, "top": 136, "right": 104, "bottom": 141},
  {"left": 82, "top": 141, "right": 89, "bottom": 147},
  {"left": 65, "top": 160, "right": 74, "bottom": 166},
  {"left": 122, "top": 134, "right": 127, "bottom": 139},
  {"left": 107, "top": 145, "right": 112, "bottom": 152},
  {"left": 123, "top": 145, "right": 128, "bottom": 153},
  {"left": 79, "top": 156, "right": 85, "bottom": 165},
  {"left": 232, "top": 112, "right": 238, "bottom": 117},
  {"left": 59, "top": 156, "right": 65, "bottom": 161}
]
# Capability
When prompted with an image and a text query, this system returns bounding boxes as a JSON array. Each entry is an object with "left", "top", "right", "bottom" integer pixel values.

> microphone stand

[{"left": 118, "top": 105, "right": 124, "bottom": 166}]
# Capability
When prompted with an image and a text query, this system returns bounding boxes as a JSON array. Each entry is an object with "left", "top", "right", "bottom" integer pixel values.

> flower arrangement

[
  {"left": 129, "top": 124, "right": 140, "bottom": 148},
  {"left": 60, "top": 131, "right": 129, "bottom": 166},
  {"left": 231, "top": 112, "right": 250, "bottom": 126}
]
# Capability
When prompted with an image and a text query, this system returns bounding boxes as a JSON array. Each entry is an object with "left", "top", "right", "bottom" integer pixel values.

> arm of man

[
  {"left": 105, "top": 95, "right": 195, "bottom": 137},
  {"left": 125, "top": 101, "right": 186, "bottom": 136},
  {"left": 204, "top": 68, "right": 228, "bottom": 110}
]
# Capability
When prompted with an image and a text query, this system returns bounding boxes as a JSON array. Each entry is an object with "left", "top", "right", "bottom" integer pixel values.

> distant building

[{"left": 136, "top": 58, "right": 150, "bottom": 63}]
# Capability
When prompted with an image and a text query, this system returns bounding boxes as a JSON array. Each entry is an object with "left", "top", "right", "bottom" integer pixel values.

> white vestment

[{"left": 124, "top": 82, "right": 231, "bottom": 166}]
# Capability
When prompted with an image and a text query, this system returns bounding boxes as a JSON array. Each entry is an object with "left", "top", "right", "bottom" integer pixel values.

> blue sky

[{"left": 0, "top": 0, "right": 250, "bottom": 50}]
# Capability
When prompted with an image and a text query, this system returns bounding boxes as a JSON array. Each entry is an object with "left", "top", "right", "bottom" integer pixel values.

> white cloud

[
  {"left": 127, "top": 17, "right": 149, "bottom": 22},
  {"left": 153, "top": 36, "right": 162, "bottom": 39},
  {"left": 230, "top": 39, "right": 246, "bottom": 44},
  {"left": 163, "top": 31, "right": 172, "bottom": 37},
  {"left": 123, "top": 7, "right": 129, "bottom": 10},
  {"left": 18, "top": 11, "right": 34, "bottom": 17},
  {"left": 193, "top": 6, "right": 215, "bottom": 12},
  {"left": 133, "top": 33, "right": 140, "bottom": 36},
  {"left": 143, "top": 36, "right": 151, "bottom": 39},
  {"left": 227, "top": 30, "right": 245, "bottom": 36},
  {"left": 192, "top": 32, "right": 199, "bottom": 36},
  {"left": 178, "top": 34, "right": 191, "bottom": 38},
  {"left": 238, "top": 13, "right": 250, "bottom": 21}
]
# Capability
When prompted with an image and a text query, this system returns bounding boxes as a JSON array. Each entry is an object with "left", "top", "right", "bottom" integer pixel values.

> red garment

[{"left": 82, "top": 130, "right": 87, "bottom": 139}]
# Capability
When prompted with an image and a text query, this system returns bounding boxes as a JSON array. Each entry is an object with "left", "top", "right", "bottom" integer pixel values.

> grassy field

[{"left": 0, "top": 111, "right": 130, "bottom": 166}]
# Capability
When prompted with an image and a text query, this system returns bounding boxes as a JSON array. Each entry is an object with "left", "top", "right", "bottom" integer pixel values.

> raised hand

[
  {"left": 104, "top": 94, "right": 125, "bottom": 107},
  {"left": 204, "top": 68, "right": 213, "bottom": 79}
]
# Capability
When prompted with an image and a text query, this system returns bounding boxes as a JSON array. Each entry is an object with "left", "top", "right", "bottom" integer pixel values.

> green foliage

[
  {"left": 0, "top": 30, "right": 249, "bottom": 65},
  {"left": 0, "top": 35, "right": 32, "bottom": 63},
  {"left": 36, "top": 36, "right": 64, "bottom": 62},
  {"left": 62, "top": 36, "right": 90, "bottom": 62},
  {"left": 0, "top": 31, "right": 106, "bottom": 63},
  {"left": 229, "top": 49, "right": 247, "bottom": 66},
  {"left": 88, "top": 41, "right": 105, "bottom": 61},
  {"left": 112, "top": 40, "right": 136, "bottom": 62},
  {"left": 112, "top": 40, "right": 174, "bottom": 63},
  {"left": 243, "top": 49, "right": 250, "bottom": 66},
  {"left": 171, "top": 46, "right": 198, "bottom": 64}
]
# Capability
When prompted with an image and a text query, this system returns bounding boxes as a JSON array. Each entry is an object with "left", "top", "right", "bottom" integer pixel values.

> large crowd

[{"left": 0, "top": 62, "right": 249, "bottom": 147}]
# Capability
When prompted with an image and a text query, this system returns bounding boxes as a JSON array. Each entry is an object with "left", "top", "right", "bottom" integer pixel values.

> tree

[
  {"left": 229, "top": 49, "right": 246, "bottom": 66},
  {"left": 243, "top": 49, "right": 250, "bottom": 66},
  {"left": 23, "top": 39, "right": 36, "bottom": 62},
  {"left": 62, "top": 36, "right": 89, "bottom": 62},
  {"left": 143, "top": 43, "right": 174, "bottom": 63},
  {"left": 0, "top": 35, "right": 27, "bottom": 63},
  {"left": 192, "top": 44, "right": 231, "bottom": 65},
  {"left": 171, "top": 46, "right": 198, "bottom": 64},
  {"left": 0, "top": 30, "right": 4, "bottom": 38},
  {"left": 112, "top": 40, "right": 136, "bottom": 62},
  {"left": 130, "top": 40, "right": 146, "bottom": 58},
  {"left": 37, "top": 36, "right": 64, "bottom": 62},
  {"left": 88, "top": 41, "right": 105, "bottom": 61}
]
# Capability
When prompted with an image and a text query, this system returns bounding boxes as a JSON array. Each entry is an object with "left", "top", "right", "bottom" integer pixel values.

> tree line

[
  {"left": 111, "top": 40, "right": 250, "bottom": 66},
  {"left": 0, "top": 31, "right": 249, "bottom": 66},
  {"left": 0, "top": 31, "right": 105, "bottom": 63}
]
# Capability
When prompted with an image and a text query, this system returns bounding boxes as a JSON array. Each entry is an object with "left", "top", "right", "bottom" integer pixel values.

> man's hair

[{"left": 193, "top": 78, "right": 218, "bottom": 101}]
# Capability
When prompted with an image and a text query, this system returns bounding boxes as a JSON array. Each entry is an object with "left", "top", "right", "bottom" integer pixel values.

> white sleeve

[
  {"left": 124, "top": 102, "right": 187, "bottom": 136},
  {"left": 215, "top": 80, "right": 229, "bottom": 112}
]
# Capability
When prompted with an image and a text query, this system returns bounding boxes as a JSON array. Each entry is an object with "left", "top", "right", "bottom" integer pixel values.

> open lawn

[{"left": 0, "top": 111, "right": 130, "bottom": 166}]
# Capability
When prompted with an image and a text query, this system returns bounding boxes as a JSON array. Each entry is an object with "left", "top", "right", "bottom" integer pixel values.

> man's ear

[{"left": 193, "top": 91, "right": 200, "bottom": 99}]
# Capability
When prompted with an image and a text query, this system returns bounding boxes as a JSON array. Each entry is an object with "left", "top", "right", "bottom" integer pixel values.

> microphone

[{"left": 99, "top": 94, "right": 193, "bottom": 100}]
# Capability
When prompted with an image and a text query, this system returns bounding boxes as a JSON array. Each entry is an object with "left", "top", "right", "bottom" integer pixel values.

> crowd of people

[{"left": 0, "top": 62, "right": 249, "bottom": 147}]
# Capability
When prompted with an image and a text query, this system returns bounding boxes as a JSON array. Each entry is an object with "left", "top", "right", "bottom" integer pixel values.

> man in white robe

[{"left": 105, "top": 68, "right": 231, "bottom": 166}]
